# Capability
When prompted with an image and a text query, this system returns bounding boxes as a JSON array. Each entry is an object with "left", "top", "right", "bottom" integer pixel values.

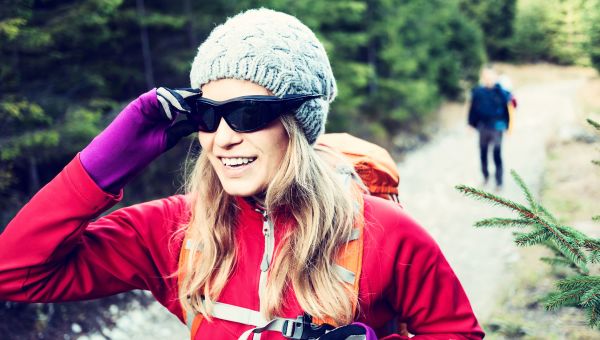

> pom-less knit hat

[{"left": 189, "top": 8, "right": 337, "bottom": 144}]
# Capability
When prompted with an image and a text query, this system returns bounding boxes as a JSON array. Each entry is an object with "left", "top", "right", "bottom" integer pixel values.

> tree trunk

[
  {"left": 184, "top": 0, "right": 197, "bottom": 49},
  {"left": 28, "top": 156, "right": 39, "bottom": 195},
  {"left": 136, "top": 0, "right": 155, "bottom": 88},
  {"left": 366, "top": 1, "right": 378, "bottom": 95}
]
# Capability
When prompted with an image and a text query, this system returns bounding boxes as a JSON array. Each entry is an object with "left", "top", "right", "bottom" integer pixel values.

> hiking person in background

[
  {"left": 0, "top": 8, "right": 484, "bottom": 340},
  {"left": 468, "top": 67, "right": 511, "bottom": 189}
]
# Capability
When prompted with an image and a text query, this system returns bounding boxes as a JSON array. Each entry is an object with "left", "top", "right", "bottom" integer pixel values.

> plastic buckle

[{"left": 281, "top": 314, "right": 334, "bottom": 339}]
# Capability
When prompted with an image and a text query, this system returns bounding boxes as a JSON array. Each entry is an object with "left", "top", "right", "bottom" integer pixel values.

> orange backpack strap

[
  {"left": 313, "top": 192, "right": 365, "bottom": 327},
  {"left": 178, "top": 236, "right": 204, "bottom": 338}
]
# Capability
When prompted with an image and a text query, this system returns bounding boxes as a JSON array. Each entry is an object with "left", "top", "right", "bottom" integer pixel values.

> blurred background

[{"left": 1, "top": 0, "right": 600, "bottom": 339}]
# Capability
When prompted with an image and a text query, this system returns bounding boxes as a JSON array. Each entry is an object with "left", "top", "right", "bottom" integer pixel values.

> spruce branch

[
  {"left": 474, "top": 217, "right": 534, "bottom": 228},
  {"left": 587, "top": 305, "right": 600, "bottom": 328},
  {"left": 583, "top": 239, "right": 600, "bottom": 263},
  {"left": 587, "top": 118, "right": 600, "bottom": 130},
  {"left": 514, "top": 229, "right": 551, "bottom": 247},
  {"left": 458, "top": 117, "right": 600, "bottom": 328},
  {"left": 457, "top": 180, "right": 588, "bottom": 267},
  {"left": 455, "top": 185, "right": 531, "bottom": 215},
  {"left": 581, "top": 288, "right": 600, "bottom": 308},
  {"left": 540, "top": 256, "right": 577, "bottom": 267},
  {"left": 556, "top": 276, "right": 600, "bottom": 292},
  {"left": 544, "top": 290, "right": 582, "bottom": 310}
]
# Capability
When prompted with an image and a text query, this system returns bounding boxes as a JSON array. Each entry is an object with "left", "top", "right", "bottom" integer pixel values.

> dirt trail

[
  {"left": 83, "top": 67, "right": 590, "bottom": 339},
  {"left": 397, "top": 69, "right": 587, "bottom": 321}
]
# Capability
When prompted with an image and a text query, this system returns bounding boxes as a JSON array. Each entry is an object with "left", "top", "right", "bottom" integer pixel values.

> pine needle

[
  {"left": 455, "top": 184, "right": 531, "bottom": 216},
  {"left": 474, "top": 217, "right": 534, "bottom": 228},
  {"left": 587, "top": 305, "right": 600, "bottom": 328},
  {"left": 544, "top": 290, "right": 581, "bottom": 310},
  {"left": 540, "top": 256, "right": 576, "bottom": 267},
  {"left": 581, "top": 288, "right": 600, "bottom": 308},
  {"left": 535, "top": 204, "right": 559, "bottom": 225},
  {"left": 514, "top": 229, "right": 551, "bottom": 246},
  {"left": 556, "top": 276, "right": 600, "bottom": 291},
  {"left": 584, "top": 239, "right": 600, "bottom": 263},
  {"left": 510, "top": 170, "right": 537, "bottom": 210}
]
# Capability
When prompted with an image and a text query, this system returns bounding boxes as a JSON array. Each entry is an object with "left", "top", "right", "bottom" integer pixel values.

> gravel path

[
  {"left": 82, "top": 73, "right": 587, "bottom": 339},
  {"left": 397, "top": 75, "right": 586, "bottom": 321}
]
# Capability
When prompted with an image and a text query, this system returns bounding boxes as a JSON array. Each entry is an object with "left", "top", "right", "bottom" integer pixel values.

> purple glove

[
  {"left": 80, "top": 87, "right": 201, "bottom": 193},
  {"left": 319, "top": 322, "right": 378, "bottom": 339}
]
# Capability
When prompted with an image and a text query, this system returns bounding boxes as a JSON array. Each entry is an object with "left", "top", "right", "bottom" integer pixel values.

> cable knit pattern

[{"left": 189, "top": 8, "right": 337, "bottom": 144}]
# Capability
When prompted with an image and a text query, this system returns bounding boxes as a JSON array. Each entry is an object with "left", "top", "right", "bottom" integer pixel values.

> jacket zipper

[
  {"left": 256, "top": 210, "right": 274, "bottom": 291},
  {"left": 255, "top": 208, "right": 274, "bottom": 340}
]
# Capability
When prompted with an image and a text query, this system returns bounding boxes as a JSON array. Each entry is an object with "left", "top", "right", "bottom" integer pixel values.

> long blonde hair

[{"left": 178, "top": 115, "right": 360, "bottom": 325}]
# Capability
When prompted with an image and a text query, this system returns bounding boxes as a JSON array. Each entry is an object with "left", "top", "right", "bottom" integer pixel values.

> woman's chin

[{"left": 220, "top": 180, "right": 265, "bottom": 197}]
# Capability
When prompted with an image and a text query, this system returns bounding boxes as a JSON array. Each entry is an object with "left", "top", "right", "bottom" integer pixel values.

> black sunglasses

[{"left": 186, "top": 94, "right": 320, "bottom": 133}]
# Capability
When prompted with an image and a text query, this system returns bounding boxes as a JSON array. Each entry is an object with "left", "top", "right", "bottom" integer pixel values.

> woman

[{"left": 0, "top": 8, "right": 484, "bottom": 340}]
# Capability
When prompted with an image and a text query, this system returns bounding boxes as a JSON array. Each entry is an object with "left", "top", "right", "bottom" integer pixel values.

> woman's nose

[{"left": 214, "top": 118, "right": 243, "bottom": 148}]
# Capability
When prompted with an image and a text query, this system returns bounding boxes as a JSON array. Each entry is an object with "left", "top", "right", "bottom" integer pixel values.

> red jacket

[{"left": 0, "top": 156, "right": 484, "bottom": 339}]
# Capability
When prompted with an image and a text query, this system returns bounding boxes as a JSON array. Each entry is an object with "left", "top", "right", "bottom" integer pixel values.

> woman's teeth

[{"left": 221, "top": 157, "right": 257, "bottom": 167}]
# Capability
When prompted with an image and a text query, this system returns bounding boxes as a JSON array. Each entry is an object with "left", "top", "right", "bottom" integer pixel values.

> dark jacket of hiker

[{"left": 468, "top": 84, "right": 511, "bottom": 131}]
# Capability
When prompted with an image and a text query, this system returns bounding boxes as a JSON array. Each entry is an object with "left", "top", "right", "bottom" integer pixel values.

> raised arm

[{"left": 0, "top": 88, "right": 199, "bottom": 318}]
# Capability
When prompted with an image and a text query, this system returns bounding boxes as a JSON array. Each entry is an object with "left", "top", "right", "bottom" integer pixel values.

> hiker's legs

[
  {"left": 478, "top": 128, "right": 491, "bottom": 182},
  {"left": 492, "top": 131, "right": 504, "bottom": 186}
]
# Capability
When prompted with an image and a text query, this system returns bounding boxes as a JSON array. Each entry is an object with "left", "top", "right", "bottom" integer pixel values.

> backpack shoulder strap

[
  {"left": 178, "top": 236, "right": 204, "bottom": 337},
  {"left": 313, "top": 192, "right": 365, "bottom": 326}
]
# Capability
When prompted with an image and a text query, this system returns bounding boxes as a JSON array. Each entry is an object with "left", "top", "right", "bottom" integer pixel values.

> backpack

[
  {"left": 316, "top": 133, "right": 400, "bottom": 203},
  {"left": 178, "top": 133, "right": 401, "bottom": 339}
]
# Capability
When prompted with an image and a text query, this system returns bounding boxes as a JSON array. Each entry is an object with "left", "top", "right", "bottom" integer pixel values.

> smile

[{"left": 220, "top": 157, "right": 257, "bottom": 167}]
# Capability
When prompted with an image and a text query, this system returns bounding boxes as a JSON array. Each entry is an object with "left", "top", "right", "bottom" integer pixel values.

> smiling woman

[
  {"left": 198, "top": 79, "right": 290, "bottom": 197},
  {"left": 0, "top": 8, "right": 484, "bottom": 340}
]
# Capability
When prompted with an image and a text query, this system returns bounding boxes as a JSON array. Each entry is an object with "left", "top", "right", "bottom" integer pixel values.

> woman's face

[{"left": 198, "top": 79, "right": 289, "bottom": 197}]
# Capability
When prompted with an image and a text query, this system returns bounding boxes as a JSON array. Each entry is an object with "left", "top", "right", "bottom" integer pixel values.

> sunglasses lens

[
  {"left": 194, "top": 102, "right": 219, "bottom": 132},
  {"left": 227, "top": 102, "right": 280, "bottom": 132}
]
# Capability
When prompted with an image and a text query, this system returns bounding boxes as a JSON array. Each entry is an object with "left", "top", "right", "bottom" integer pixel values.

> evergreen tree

[
  {"left": 457, "top": 119, "right": 600, "bottom": 328},
  {"left": 459, "top": 0, "right": 517, "bottom": 60},
  {"left": 509, "top": 0, "right": 600, "bottom": 68},
  {"left": 586, "top": 1, "right": 600, "bottom": 73}
]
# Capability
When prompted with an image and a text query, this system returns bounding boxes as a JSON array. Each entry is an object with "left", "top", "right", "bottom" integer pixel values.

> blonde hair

[{"left": 178, "top": 115, "right": 360, "bottom": 325}]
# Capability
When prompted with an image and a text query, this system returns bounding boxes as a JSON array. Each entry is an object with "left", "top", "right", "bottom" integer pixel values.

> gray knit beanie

[{"left": 189, "top": 8, "right": 337, "bottom": 144}]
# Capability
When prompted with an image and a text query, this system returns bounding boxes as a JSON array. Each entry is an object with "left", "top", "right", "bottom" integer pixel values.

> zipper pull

[{"left": 260, "top": 218, "right": 271, "bottom": 272}]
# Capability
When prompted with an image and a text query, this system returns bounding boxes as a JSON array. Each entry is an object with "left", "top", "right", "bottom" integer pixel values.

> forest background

[
  {"left": 2, "top": 0, "right": 600, "bottom": 224},
  {"left": 1, "top": 0, "right": 600, "bottom": 338}
]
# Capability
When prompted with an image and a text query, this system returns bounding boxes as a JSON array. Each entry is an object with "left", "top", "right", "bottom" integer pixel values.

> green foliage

[
  {"left": 459, "top": 0, "right": 516, "bottom": 61},
  {"left": 0, "top": 1, "right": 486, "bottom": 219},
  {"left": 233, "top": 0, "right": 484, "bottom": 142},
  {"left": 509, "top": 0, "right": 600, "bottom": 68},
  {"left": 456, "top": 119, "right": 600, "bottom": 328}
]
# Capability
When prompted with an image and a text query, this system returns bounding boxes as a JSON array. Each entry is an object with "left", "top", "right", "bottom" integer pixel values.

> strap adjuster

[{"left": 281, "top": 314, "right": 334, "bottom": 339}]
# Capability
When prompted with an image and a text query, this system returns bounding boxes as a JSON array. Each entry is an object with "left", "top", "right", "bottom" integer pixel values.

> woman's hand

[{"left": 80, "top": 87, "right": 201, "bottom": 193}]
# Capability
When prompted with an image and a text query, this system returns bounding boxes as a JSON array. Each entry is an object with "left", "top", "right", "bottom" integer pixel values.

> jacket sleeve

[
  {"left": 387, "top": 215, "right": 484, "bottom": 340},
  {"left": 360, "top": 198, "right": 484, "bottom": 340},
  {"left": 0, "top": 154, "right": 185, "bottom": 320},
  {"left": 468, "top": 88, "right": 479, "bottom": 128}
]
